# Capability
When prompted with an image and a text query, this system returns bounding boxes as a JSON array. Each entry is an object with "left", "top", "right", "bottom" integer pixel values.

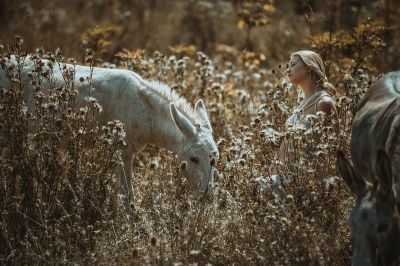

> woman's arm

[
  {"left": 316, "top": 97, "right": 339, "bottom": 134},
  {"left": 316, "top": 97, "right": 334, "bottom": 115}
]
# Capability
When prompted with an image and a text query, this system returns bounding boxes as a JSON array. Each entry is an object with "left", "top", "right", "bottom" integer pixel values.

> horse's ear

[
  {"left": 195, "top": 99, "right": 212, "bottom": 131},
  {"left": 337, "top": 150, "right": 365, "bottom": 197},
  {"left": 170, "top": 103, "right": 196, "bottom": 137},
  {"left": 375, "top": 148, "right": 393, "bottom": 194}
]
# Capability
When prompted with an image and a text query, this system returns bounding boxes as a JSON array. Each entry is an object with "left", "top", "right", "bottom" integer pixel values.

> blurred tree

[
  {"left": 339, "top": 0, "right": 361, "bottom": 31},
  {"left": 237, "top": 0, "right": 276, "bottom": 50},
  {"left": 179, "top": 0, "right": 216, "bottom": 51},
  {"left": 0, "top": 0, "right": 5, "bottom": 22},
  {"left": 293, "top": 0, "right": 315, "bottom": 15},
  {"left": 81, "top": 22, "right": 122, "bottom": 58},
  {"left": 381, "top": 0, "right": 400, "bottom": 70},
  {"left": 305, "top": 18, "right": 386, "bottom": 80}
]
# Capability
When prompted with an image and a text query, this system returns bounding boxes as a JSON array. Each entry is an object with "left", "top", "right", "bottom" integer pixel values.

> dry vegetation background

[{"left": 0, "top": 0, "right": 400, "bottom": 265}]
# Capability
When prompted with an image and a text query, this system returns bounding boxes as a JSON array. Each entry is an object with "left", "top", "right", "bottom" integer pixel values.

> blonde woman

[{"left": 270, "top": 50, "right": 338, "bottom": 181}]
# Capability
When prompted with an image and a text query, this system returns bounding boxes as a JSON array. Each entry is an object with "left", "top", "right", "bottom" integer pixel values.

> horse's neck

[
  {"left": 141, "top": 92, "right": 187, "bottom": 155},
  {"left": 152, "top": 112, "right": 186, "bottom": 153}
]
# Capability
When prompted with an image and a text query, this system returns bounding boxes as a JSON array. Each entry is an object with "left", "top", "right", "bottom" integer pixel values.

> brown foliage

[
  {"left": 0, "top": 0, "right": 398, "bottom": 263},
  {"left": 0, "top": 36, "right": 373, "bottom": 264}
]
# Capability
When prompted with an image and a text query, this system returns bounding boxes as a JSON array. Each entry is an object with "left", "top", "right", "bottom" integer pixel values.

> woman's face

[{"left": 287, "top": 55, "right": 310, "bottom": 84}]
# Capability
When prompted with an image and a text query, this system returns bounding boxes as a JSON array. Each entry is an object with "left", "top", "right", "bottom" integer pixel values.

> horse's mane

[
  {"left": 141, "top": 79, "right": 201, "bottom": 125},
  {"left": 374, "top": 72, "right": 400, "bottom": 182}
]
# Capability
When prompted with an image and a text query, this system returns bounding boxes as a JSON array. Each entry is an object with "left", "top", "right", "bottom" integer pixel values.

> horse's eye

[
  {"left": 377, "top": 223, "right": 389, "bottom": 233},
  {"left": 190, "top": 157, "right": 199, "bottom": 164}
]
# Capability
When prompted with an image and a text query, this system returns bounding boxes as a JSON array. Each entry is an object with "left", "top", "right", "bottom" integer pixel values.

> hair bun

[{"left": 322, "top": 81, "right": 336, "bottom": 96}]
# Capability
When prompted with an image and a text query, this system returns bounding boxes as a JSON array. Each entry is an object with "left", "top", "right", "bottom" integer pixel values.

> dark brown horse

[{"left": 338, "top": 71, "right": 400, "bottom": 266}]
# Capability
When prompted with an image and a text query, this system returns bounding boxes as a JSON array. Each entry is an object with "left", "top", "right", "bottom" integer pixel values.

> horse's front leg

[{"left": 119, "top": 149, "right": 134, "bottom": 203}]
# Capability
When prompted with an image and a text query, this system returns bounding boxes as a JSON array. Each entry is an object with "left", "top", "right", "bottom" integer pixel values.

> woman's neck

[{"left": 298, "top": 76, "right": 319, "bottom": 98}]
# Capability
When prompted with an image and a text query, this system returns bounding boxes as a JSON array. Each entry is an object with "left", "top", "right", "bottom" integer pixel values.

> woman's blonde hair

[{"left": 291, "top": 50, "right": 336, "bottom": 96}]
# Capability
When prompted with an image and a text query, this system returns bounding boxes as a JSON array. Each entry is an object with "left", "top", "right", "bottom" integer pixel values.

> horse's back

[
  {"left": 0, "top": 55, "right": 144, "bottom": 107},
  {"left": 350, "top": 71, "right": 400, "bottom": 183},
  {"left": 0, "top": 55, "right": 149, "bottom": 147},
  {"left": 0, "top": 55, "right": 142, "bottom": 92}
]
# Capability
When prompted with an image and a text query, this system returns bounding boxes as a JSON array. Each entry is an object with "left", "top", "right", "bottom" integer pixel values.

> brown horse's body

[
  {"left": 338, "top": 71, "right": 400, "bottom": 266},
  {"left": 351, "top": 71, "right": 400, "bottom": 188}
]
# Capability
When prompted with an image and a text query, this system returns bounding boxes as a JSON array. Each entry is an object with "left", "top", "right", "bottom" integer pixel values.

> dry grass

[
  {"left": 0, "top": 0, "right": 398, "bottom": 264},
  {"left": 0, "top": 36, "right": 374, "bottom": 265}
]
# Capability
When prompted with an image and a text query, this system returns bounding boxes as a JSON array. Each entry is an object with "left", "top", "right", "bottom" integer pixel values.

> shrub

[
  {"left": 0, "top": 34, "right": 372, "bottom": 264},
  {"left": 0, "top": 38, "right": 125, "bottom": 264}
]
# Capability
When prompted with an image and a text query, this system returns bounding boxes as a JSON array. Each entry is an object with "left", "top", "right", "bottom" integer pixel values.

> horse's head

[
  {"left": 338, "top": 149, "right": 400, "bottom": 266},
  {"left": 170, "top": 99, "right": 219, "bottom": 197}
]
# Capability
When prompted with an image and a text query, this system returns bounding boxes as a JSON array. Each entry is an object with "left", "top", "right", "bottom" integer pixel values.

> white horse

[{"left": 0, "top": 55, "right": 219, "bottom": 199}]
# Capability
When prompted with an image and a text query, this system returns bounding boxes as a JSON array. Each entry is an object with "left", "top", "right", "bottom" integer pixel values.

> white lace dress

[{"left": 284, "top": 90, "right": 330, "bottom": 129}]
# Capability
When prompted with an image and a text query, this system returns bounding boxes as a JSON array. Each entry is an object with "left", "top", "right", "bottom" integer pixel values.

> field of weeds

[{"left": 1, "top": 0, "right": 399, "bottom": 265}]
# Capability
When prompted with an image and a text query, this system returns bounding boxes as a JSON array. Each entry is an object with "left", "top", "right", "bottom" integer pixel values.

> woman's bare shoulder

[{"left": 316, "top": 95, "right": 335, "bottom": 114}]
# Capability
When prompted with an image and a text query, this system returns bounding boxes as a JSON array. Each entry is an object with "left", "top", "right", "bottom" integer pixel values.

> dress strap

[{"left": 298, "top": 91, "right": 322, "bottom": 112}]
